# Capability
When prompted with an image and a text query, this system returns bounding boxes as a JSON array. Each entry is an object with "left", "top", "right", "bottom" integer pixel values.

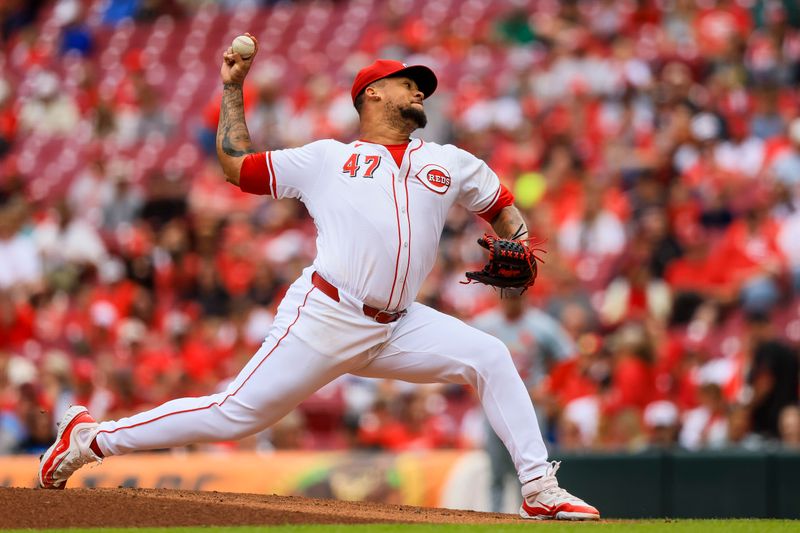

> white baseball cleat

[
  {"left": 519, "top": 461, "right": 600, "bottom": 520},
  {"left": 38, "top": 405, "right": 102, "bottom": 489}
]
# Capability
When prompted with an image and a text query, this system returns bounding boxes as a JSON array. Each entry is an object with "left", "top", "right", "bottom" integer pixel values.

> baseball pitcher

[{"left": 38, "top": 33, "right": 599, "bottom": 521}]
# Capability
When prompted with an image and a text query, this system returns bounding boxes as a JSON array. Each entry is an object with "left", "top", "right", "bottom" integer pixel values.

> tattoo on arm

[
  {"left": 217, "top": 83, "right": 256, "bottom": 158},
  {"left": 491, "top": 205, "right": 528, "bottom": 240}
]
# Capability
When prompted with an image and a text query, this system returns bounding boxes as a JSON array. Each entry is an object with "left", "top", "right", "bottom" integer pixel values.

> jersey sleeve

[
  {"left": 455, "top": 148, "right": 514, "bottom": 222},
  {"left": 239, "top": 140, "right": 330, "bottom": 200}
]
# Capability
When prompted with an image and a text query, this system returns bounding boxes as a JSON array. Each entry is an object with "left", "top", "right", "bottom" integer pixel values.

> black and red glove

[{"left": 464, "top": 234, "right": 543, "bottom": 293}]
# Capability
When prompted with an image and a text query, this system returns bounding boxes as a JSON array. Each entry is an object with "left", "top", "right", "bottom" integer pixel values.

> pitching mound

[{"left": 0, "top": 487, "right": 522, "bottom": 528}]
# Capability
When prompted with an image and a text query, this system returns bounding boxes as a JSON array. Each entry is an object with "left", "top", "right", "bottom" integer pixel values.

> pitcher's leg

[
  {"left": 353, "top": 303, "right": 549, "bottom": 483},
  {"left": 95, "top": 332, "right": 348, "bottom": 456}
]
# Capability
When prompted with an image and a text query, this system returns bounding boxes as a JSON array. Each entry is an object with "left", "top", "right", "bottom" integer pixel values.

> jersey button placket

[{"left": 390, "top": 148, "right": 413, "bottom": 311}]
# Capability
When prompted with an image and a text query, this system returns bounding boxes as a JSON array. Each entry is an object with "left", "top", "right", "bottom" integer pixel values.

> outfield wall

[{"left": 2, "top": 450, "right": 798, "bottom": 518}]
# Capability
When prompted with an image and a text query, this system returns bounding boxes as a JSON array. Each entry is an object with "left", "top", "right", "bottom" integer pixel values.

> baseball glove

[{"left": 463, "top": 234, "right": 544, "bottom": 294}]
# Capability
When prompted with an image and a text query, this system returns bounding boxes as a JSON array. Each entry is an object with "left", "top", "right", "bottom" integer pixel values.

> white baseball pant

[{"left": 94, "top": 267, "right": 550, "bottom": 483}]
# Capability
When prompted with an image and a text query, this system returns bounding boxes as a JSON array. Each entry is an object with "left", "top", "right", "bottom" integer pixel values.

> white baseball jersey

[{"left": 257, "top": 138, "right": 504, "bottom": 311}]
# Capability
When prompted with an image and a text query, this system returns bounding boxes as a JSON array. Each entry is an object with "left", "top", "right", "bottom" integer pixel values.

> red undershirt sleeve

[
  {"left": 238, "top": 152, "right": 271, "bottom": 195},
  {"left": 478, "top": 183, "right": 515, "bottom": 223}
]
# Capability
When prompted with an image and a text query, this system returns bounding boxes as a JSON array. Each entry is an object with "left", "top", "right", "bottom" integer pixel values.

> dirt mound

[{"left": 0, "top": 487, "right": 522, "bottom": 528}]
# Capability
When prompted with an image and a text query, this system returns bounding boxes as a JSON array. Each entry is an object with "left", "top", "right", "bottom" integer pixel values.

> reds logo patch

[{"left": 415, "top": 164, "right": 451, "bottom": 194}]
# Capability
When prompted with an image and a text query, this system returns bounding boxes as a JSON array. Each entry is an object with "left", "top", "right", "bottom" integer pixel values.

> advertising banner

[{"left": 0, "top": 450, "right": 494, "bottom": 510}]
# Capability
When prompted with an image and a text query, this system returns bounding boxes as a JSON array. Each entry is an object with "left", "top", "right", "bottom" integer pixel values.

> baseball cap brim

[
  {"left": 387, "top": 65, "right": 438, "bottom": 99},
  {"left": 351, "top": 60, "right": 438, "bottom": 103}
]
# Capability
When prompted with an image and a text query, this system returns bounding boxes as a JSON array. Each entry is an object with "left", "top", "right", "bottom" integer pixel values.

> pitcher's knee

[
  {"left": 212, "top": 400, "right": 264, "bottom": 438},
  {"left": 468, "top": 337, "right": 516, "bottom": 378},
  {"left": 218, "top": 394, "right": 293, "bottom": 439}
]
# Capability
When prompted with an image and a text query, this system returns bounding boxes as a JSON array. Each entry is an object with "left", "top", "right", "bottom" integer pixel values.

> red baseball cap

[{"left": 351, "top": 59, "right": 438, "bottom": 103}]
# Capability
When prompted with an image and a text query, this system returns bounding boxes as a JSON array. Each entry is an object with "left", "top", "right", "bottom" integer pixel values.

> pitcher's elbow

[{"left": 217, "top": 154, "right": 243, "bottom": 186}]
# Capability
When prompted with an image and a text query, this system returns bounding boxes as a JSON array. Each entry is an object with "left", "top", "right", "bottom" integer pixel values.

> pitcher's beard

[{"left": 400, "top": 105, "right": 427, "bottom": 129}]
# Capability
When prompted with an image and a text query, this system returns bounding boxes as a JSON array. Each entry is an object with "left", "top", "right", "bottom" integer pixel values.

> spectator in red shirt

[
  {"left": 0, "top": 79, "right": 16, "bottom": 158},
  {"left": 694, "top": 0, "right": 752, "bottom": 60},
  {"left": 358, "top": 388, "right": 454, "bottom": 451},
  {"left": 708, "top": 186, "right": 787, "bottom": 313},
  {"left": 605, "top": 322, "right": 656, "bottom": 414},
  {"left": 664, "top": 224, "right": 719, "bottom": 297}
]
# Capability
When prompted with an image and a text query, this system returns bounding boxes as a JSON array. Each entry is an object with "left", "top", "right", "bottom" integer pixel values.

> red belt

[{"left": 311, "top": 272, "right": 405, "bottom": 324}]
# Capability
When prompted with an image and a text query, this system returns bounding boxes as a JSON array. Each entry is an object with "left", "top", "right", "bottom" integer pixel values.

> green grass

[{"left": 3, "top": 522, "right": 798, "bottom": 533}]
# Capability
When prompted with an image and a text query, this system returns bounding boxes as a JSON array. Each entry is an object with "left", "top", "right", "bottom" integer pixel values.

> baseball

[{"left": 232, "top": 35, "right": 255, "bottom": 59}]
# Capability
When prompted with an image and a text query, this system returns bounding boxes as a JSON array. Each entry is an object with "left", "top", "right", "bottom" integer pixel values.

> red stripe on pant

[{"left": 94, "top": 286, "right": 317, "bottom": 442}]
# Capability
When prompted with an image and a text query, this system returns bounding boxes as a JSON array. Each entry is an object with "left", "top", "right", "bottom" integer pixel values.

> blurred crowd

[{"left": 1, "top": 0, "right": 800, "bottom": 459}]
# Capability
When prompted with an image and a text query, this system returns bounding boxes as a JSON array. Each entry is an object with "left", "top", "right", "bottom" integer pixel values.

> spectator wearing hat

[
  {"left": 643, "top": 400, "right": 680, "bottom": 449},
  {"left": 558, "top": 396, "right": 601, "bottom": 451}
]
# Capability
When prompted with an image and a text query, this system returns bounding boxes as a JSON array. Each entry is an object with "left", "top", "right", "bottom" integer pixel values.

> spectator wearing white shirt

[
  {"left": 679, "top": 383, "right": 729, "bottom": 450},
  {"left": 33, "top": 202, "right": 107, "bottom": 274},
  {"left": 66, "top": 157, "right": 115, "bottom": 227},
  {"left": 0, "top": 198, "right": 42, "bottom": 292},
  {"left": 714, "top": 120, "right": 765, "bottom": 179},
  {"left": 557, "top": 183, "right": 626, "bottom": 259},
  {"left": 18, "top": 71, "right": 79, "bottom": 136}
]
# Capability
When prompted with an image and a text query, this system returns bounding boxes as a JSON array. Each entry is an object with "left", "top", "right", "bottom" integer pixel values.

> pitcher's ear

[{"left": 365, "top": 85, "right": 380, "bottom": 101}]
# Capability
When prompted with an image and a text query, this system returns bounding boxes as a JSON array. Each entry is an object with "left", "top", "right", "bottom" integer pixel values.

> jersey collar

[{"left": 356, "top": 139, "right": 411, "bottom": 148}]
